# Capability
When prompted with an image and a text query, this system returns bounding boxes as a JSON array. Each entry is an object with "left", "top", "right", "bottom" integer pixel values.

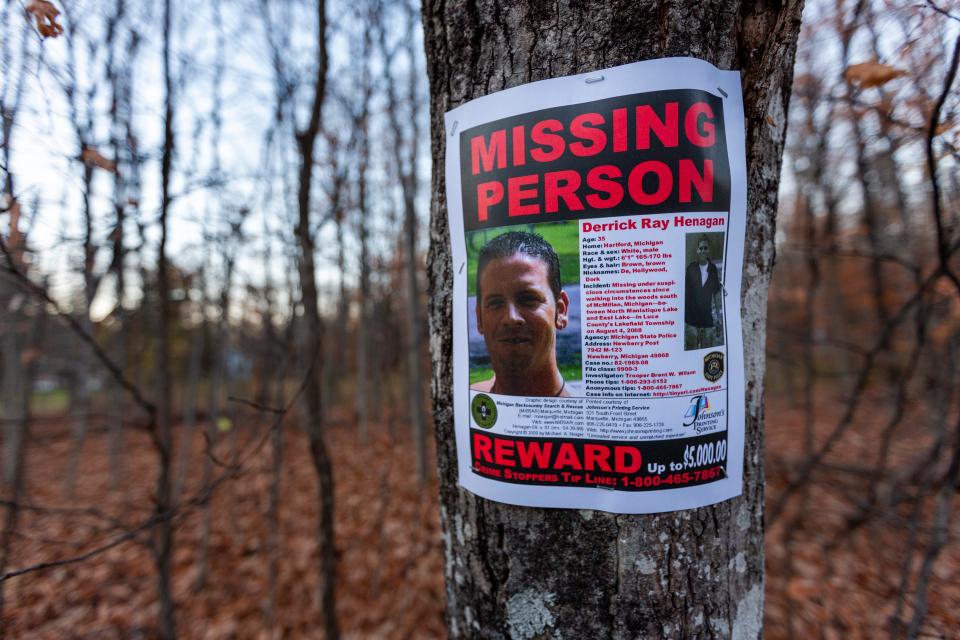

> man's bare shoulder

[{"left": 470, "top": 377, "right": 495, "bottom": 392}]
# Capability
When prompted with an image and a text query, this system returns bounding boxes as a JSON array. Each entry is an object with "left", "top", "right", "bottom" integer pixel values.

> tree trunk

[
  {"left": 153, "top": 0, "right": 177, "bottom": 636},
  {"left": 354, "top": 86, "right": 371, "bottom": 444},
  {"left": 422, "top": 1, "right": 803, "bottom": 637},
  {"left": 380, "top": 8, "right": 429, "bottom": 484},
  {"left": 0, "top": 303, "right": 43, "bottom": 638},
  {"left": 293, "top": 1, "right": 338, "bottom": 637},
  {"left": 322, "top": 169, "right": 348, "bottom": 426}
]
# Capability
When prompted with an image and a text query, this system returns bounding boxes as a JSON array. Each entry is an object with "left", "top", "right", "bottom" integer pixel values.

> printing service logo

[
  {"left": 704, "top": 351, "right": 724, "bottom": 382},
  {"left": 471, "top": 394, "right": 498, "bottom": 429},
  {"left": 683, "top": 395, "right": 710, "bottom": 427},
  {"left": 682, "top": 394, "right": 725, "bottom": 433}
]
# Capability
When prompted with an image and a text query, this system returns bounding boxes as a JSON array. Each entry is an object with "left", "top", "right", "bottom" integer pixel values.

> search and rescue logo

[{"left": 471, "top": 394, "right": 498, "bottom": 429}]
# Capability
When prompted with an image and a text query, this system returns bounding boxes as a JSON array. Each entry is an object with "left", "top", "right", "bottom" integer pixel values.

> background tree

[
  {"left": 423, "top": 1, "right": 803, "bottom": 636},
  {"left": 1, "top": 0, "right": 957, "bottom": 637}
]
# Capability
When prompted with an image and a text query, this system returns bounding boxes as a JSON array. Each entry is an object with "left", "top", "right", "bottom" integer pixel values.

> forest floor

[
  {"left": 764, "top": 396, "right": 960, "bottom": 639},
  {"left": 2, "top": 410, "right": 446, "bottom": 639},
  {"left": 2, "top": 398, "right": 958, "bottom": 638}
]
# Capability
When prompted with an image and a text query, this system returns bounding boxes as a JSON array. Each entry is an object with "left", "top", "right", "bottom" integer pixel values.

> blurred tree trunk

[
  {"left": 322, "top": 157, "right": 349, "bottom": 425},
  {"left": 196, "top": 226, "right": 240, "bottom": 591},
  {"left": 293, "top": 0, "right": 338, "bottom": 637},
  {"left": 0, "top": 14, "right": 29, "bottom": 489},
  {"left": 423, "top": 1, "right": 803, "bottom": 637},
  {"left": 0, "top": 299, "right": 43, "bottom": 638},
  {"left": 380, "top": 4, "right": 428, "bottom": 484},
  {"left": 173, "top": 294, "right": 204, "bottom": 502},
  {"left": 0, "top": 187, "right": 36, "bottom": 640},
  {"left": 354, "top": 33, "right": 373, "bottom": 443},
  {"left": 153, "top": 0, "right": 177, "bottom": 636},
  {"left": 106, "top": 5, "right": 138, "bottom": 492},
  {"left": 61, "top": 0, "right": 101, "bottom": 498},
  {"left": 195, "top": 0, "right": 235, "bottom": 587},
  {"left": 0, "top": 304, "right": 25, "bottom": 486}
]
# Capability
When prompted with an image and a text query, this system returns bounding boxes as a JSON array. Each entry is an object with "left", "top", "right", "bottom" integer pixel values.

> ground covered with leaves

[
  {"left": 3, "top": 399, "right": 958, "bottom": 638},
  {"left": 764, "top": 398, "right": 960, "bottom": 639},
  {"left": 3, "top": 415, "right": 445, "bottom": 638}
]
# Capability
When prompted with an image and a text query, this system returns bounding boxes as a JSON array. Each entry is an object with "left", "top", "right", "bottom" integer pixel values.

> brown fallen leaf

[
  {"left": 25, "top": 0, "right": 64, "bottom": 38},
  {"left": 80, "top": 146, "right": 118, "bottom": 174},
  {"left": 4, "top": 197, "right": 27, "bottom": 266},
  {"left": 845, "top": 60, "right": 907, "bottom": 88},
  {"left": 20, "top": 346, "right": 41, "bottom": 365}
]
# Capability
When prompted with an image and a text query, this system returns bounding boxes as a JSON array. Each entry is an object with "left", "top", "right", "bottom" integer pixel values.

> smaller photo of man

[{"left": 684, "top": 232, "right": 725, "bottom": 351}]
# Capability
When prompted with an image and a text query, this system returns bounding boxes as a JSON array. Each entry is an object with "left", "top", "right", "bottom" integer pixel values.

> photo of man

[
  {"left": 684, "top": 232, "right": 725, "bottom": 350},
  {"left": 470, "top": 231, "right": 573, "bottom": 397}
]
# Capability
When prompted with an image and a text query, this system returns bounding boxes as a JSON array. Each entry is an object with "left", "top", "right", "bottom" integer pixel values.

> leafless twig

[{"left": 0, "top": 233, "right": 156, "bottom": 418}]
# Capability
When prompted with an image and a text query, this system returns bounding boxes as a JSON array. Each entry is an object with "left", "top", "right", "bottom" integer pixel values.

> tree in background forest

[
  {"left": 424, "top": 0, "right": 802, "bottom": 637},
  {"left": 765, "top": 1, "right": 960, "bottom": 636},
  {"left": 1, "top": 0, "right": 435, "bottom": 637},
  {"left": 1, "top": 0, "right": 955, "bottom": 637}
]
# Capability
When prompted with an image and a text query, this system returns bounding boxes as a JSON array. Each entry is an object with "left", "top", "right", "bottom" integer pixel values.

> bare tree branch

[
  {"left": 0, "top": 233, "right": 156, "bottom": 418},
  {"left": 925, "top": 31, "right": 960, "bottom": 288}
]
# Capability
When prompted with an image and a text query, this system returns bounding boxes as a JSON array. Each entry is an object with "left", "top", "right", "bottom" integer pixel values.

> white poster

[{"left": 444, "top": 58, "right": 746, "bottom": 514}]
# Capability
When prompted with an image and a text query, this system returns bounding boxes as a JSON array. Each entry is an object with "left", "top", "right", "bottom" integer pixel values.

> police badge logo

[{"left": 704, "top": 351, "right": 724, "bottom": 382}]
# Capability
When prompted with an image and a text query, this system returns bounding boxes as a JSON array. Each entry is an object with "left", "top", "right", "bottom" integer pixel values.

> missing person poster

[{"left": 444, "top": 58, "right": 747, "bottom": 514}]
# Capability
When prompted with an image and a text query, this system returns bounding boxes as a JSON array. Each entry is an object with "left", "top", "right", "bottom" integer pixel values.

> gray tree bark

[{"left": 423, "top": 1, "right": 803, "bottom": 638}]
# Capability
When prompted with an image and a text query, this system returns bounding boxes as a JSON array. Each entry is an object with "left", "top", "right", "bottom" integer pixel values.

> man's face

[
  {"left": 697, "top": 241, "right": 710, "bottom": 265},
  {"left": 476, "top": 254, "right": 569, "bottom": 376}
]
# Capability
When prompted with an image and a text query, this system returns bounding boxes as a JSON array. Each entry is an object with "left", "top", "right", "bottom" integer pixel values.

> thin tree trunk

[
  {"left": 193, "top": 338, "right": 220, "bottom": 593},
  {"left": 195, "top": 0, "right": 231, "bottom": 583},
  {"left": 0, "top": 15, "right": 30, "bottom": 489},
  {"left": 0, "top": 317, "right": 24, "bottom": 486},
  {"left": 322, "top": 169, "right": 348, "bottom": 426},
  {"left": 262, "top": 214, "right": 285, "bottom": 628},
  {"left": 154, "top": 0, "right": 177, "bottom": 636},
  {"left": 62, "top": 4, "right": 100, "bottom": 498},
  {"left": 107, "top": 304, "right": 127, "bottom": 491},
  {"left": 194, "top": 275, "right": 223, "bottom": 593},
  {"left": 105, "top": 0, "right": 130, "bottom": 492},
  {"left": 423, "top": 1, "right": 803, "bottom": 636},
  {"left": 173, "top": 318, "right": 204, "bottom": 502},
  {"left": 0, "top": 215, "right": 39, "bottom": 640},
  {"left": 350, "top": 9, "right": 374, "bottom": 446},
  {"left": 293, "top": 1, "right": 338, "bottom": 636},
  {"left": 355, "top": 119, "right": 371, "bottom": 443},
  {"left": 380, "top": 9, "right": 428, "bottom": 484},
  {"left": 0, "top": 306, "right": 43, "bottom": 639},
  {"left": 264, "top": 368, "right": 285, "bottom": 629}
]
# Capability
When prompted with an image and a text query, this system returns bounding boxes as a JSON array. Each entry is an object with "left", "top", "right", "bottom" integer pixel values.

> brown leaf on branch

[
  {"left": 20, "top": 346, "right": 41, "bottom": 365},
  {"left": 80, "top": 147, "right": 118, "bottom": 174},
  {"left": 106, "top": 224, "right": 122, "bottom": 243},
  {"left": 844, "top": 60, "right": 907, "bottom": 88},
  {"left": 3, "top": 197, "right": 31, "bottom": 270},
  {"left": 25, "top": 0, "right": 64, "bottom": 38},
  {"left": 6, "top": 196, "right": 24, "bottom": 249},
  {"left": 935, "top": 119, "right": 954, "bottom": 136}
]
